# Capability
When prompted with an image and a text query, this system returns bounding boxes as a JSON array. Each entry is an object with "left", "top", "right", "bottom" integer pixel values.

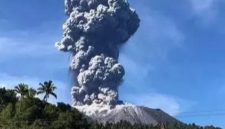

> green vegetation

[
  {"left": 14, "top": 83, "right": 29, "bottom": 99},
  {"left": 90, "top": 122, "right": 221, "bottom": 129},
  {"left": 0, "top": 81, "right": 221, "bottom": 129},
  {"left": 0, "top": 81, "right": 88, "bottom": 129},
  {"left": 37, "top": 80, "right": 57, "bottom": 102}
]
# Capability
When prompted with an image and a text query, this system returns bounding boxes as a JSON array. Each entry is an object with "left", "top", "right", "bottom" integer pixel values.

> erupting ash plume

[{"left": 56, "top": 0, "right": 140, "bottom": 107}]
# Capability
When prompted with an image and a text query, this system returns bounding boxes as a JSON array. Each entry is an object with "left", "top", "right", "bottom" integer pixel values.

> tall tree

[
  {"left": 37, "top": 80, "right": 57, "bottom": 102},
  {"left": 14, "top": 83, "right": 29, "bottom": 99}
]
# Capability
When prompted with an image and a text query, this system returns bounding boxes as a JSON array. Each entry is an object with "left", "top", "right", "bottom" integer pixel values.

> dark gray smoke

[{"left": 56, "top": 0, "right": 140, "bottom": 106}]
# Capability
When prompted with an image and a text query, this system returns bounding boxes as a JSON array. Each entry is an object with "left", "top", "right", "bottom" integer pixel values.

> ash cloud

[{"left": 56, "top": 0, "right": 140, "bottom": 106}]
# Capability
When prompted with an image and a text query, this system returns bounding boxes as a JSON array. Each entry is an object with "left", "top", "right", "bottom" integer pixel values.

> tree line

[
  {"left": 14, "top": 80, "right": 57, "bottom": 102},
  {"left": 0, "top": 81, "right": 222, "bottom": 129}
]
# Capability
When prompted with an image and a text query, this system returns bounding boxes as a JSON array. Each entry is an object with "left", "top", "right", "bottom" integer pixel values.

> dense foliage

[
  {"left": 91, "top": 122, "right": 221, "bottom": 129},
  {"left": 0, "top": 85, "right": 222, "bottom": 129},
  {"left": 0, "top": 90, "right": 88, "bottom": 129}
]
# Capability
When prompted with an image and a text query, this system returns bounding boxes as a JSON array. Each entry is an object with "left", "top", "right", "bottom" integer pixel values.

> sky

[{"left": 0, "top": 0, "right": 225, "bottom": 128}]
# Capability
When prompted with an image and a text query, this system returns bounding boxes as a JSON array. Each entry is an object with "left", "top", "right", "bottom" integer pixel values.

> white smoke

[{"left": 56, "top": 0, "right": 140, "bottom": 107}]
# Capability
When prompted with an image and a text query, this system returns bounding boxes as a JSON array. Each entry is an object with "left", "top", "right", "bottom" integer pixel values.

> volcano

[{"left": 75, "top": 104, "right": 181, "bottom": 125}]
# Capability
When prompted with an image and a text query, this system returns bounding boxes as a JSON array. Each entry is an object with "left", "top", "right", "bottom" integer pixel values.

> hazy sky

[{"left": 1, "top": 0, "right": 225, "bottom": 128}]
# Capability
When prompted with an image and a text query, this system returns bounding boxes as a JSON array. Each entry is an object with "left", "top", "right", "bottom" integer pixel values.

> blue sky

[{"left": 1, "top": 0, "right": 225, "bottom": 128}]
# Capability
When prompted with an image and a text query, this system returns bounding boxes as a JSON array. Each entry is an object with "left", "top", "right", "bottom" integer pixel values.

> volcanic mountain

[{"left": 75, "top": 104, "right": 181, "bottom": 125}]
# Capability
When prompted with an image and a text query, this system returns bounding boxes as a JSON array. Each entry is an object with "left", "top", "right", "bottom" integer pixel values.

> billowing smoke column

[{"left": 56, "top": 0, "right": 140, "bottom": 106}]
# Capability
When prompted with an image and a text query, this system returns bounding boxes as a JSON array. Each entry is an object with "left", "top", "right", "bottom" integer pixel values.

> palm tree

[
  {"left": 37, "top": 80, "right": 57, "bottom": 102},
  {"left": 14, "top": 83, "right": 29, "bottom": 99}
]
